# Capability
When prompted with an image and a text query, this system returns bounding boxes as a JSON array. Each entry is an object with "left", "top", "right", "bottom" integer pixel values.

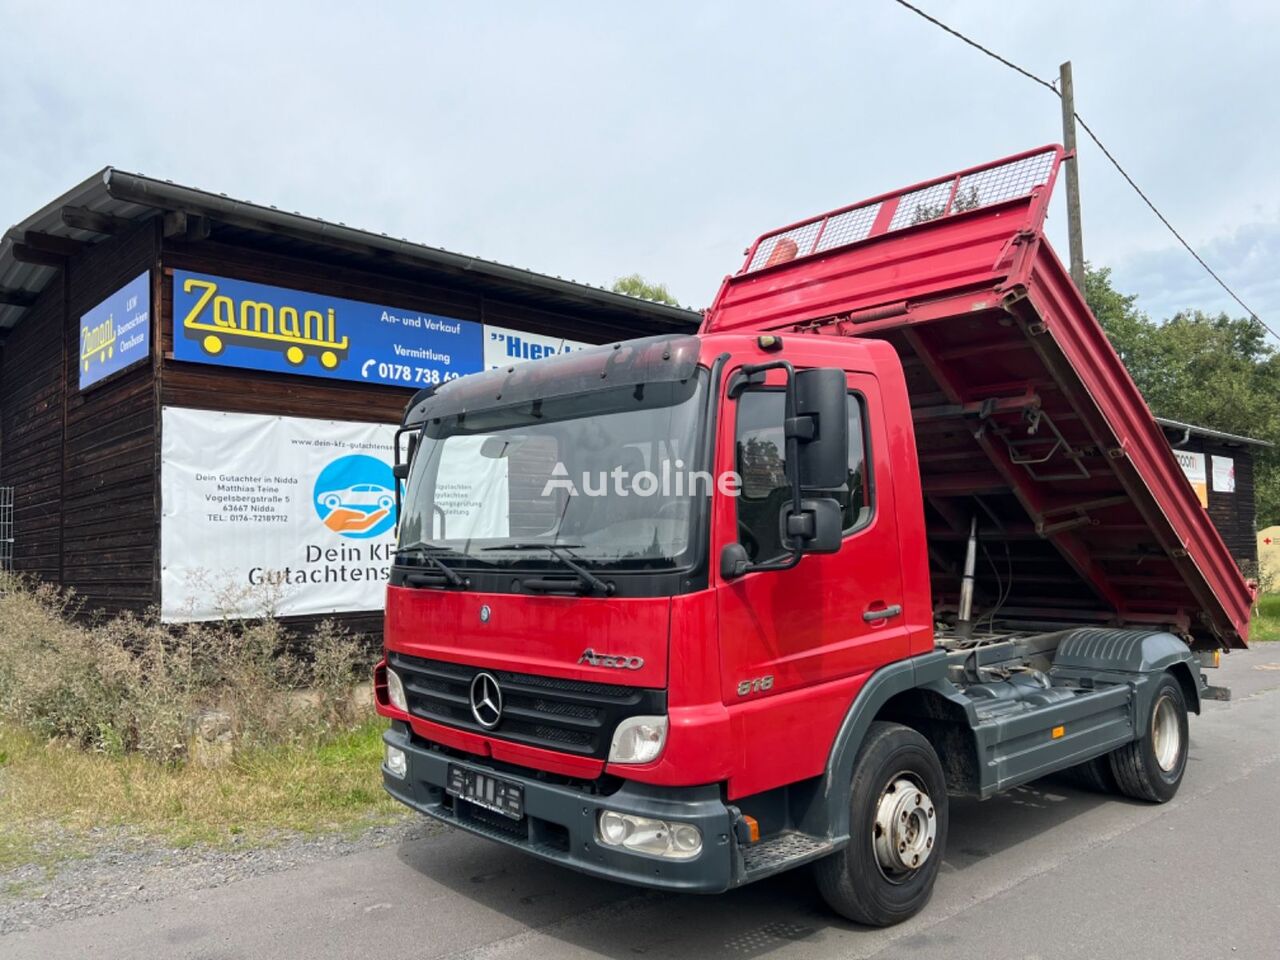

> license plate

[{"left": 447, "top": 765, "right": 525, "bottom": 820}]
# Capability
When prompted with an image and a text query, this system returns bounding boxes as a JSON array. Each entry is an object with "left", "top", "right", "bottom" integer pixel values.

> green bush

[{"left": 0, "top": 575, "right": 372, "bottom": 762}]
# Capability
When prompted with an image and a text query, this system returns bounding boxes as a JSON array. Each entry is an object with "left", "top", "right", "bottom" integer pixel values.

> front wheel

[{"left": 815, "top": 721, "right": 948, "bottom": 927}]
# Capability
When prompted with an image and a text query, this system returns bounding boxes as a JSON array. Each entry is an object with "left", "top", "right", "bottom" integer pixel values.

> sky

[{"left": 2, "top": 1, "right": 1278, "bottom": 327}]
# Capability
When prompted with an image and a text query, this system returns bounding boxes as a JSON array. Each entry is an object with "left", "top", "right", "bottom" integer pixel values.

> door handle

[{"left": 863, "top": 603, "right": 903, "bottom": 623}]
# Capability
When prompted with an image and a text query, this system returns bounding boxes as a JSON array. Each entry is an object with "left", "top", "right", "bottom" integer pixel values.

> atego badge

[{"left": 578, "top": 649, "right": 644, "bottom": 670}]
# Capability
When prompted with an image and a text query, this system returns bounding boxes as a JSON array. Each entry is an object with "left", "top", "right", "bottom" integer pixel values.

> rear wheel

[
  {"left": 1109, "top": 673, "right": 1188, "bottom": 803},
  {"left": 1063, "top": 754, "right": 1118, "bottom": 794},
  {"left": 815, "top": 722, "right": 948, "bottom": 927}
]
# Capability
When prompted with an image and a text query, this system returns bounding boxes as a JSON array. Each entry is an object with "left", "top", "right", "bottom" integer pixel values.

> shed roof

[
  {"left": 1155, "top": 417, "right": 1273, "bottom": 449},
  {"left": 1, "top": 168, "right": 701, "bottom": 335}
]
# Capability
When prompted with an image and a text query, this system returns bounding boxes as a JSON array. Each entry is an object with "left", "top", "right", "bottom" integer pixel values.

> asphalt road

[{"left": 6, "top": 646, "right": 1279, "bottom": 960}]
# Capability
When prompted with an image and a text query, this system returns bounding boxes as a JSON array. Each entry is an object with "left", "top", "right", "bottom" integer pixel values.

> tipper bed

[{"left": 704, "top": 145, "right": 1252, "bottom": 648}]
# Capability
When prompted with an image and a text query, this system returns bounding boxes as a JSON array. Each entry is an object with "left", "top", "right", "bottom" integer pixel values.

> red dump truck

[{"left": 374, "top": 145, "right": 1250, "bottom": 925}]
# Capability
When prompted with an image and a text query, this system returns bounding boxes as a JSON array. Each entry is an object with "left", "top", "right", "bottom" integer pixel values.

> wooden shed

[
  {"left": 0, "top": 169, "right": 698, "bottom": 635},
  {"left": 1157, "top": 417, "right": 1270, "bottom": 571}
]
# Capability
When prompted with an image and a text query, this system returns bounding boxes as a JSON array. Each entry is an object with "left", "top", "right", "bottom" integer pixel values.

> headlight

[
  {"left": 384, "top": 744, "right": 407, "bottom": 779},
  {"left": 596, "top": 810, "right": 702, "bottom": 860},
  {"left": 608, "top": 715, "right": 667, "bottom": 764},
  {"left": 386, "top": 668, "right": 408, "bottom": 712}
]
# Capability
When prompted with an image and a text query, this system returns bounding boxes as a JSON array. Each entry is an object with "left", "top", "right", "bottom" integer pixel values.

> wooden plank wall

[
  {"left": 61, "top": 223, "right": 162, "bottom": 613},
  {"left": 0, "top": 283, "right": 66, "bottom": 580},
  {"left": 1, "top": 223, "right": 161, "bottom": 612},
  {"left": 1197, "top": 437, "right": 1258, "bottom": 568}
]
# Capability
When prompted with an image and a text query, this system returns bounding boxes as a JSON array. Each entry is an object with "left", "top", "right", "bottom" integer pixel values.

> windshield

[{"left": 398, "top": 371, "right": 708, "bottom": 570}]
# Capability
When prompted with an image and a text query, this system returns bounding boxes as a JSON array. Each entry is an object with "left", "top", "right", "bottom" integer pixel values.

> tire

[
  {"left": 815, "top": 721, "right": 948, "bottom": 927},
  {"left": 1063, "top": 754, "right": 1119, "bottom": 794},
  {"left": 1108, "top": 672, "right": 1189, "bottom": 803}
]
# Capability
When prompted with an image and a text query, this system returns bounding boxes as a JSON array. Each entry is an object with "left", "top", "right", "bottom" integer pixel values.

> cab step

[{"left": 740, "top": 830, "right": 835, "bottom": 881}]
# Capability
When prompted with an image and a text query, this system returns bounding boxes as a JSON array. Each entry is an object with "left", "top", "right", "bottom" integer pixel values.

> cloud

[
  {"left": 1108, "top": 219, "right": 1280, "bottom": 327},
  {"left": 2, "top": 1, "right": 1279, "bottom": 316}
]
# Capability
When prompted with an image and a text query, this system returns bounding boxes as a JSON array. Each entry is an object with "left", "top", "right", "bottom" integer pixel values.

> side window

[
  {"left": 734, "top": 389, "right": 871, "bottom": 562},
  {"left": 843, "top": 396, "right": 871, "bottom": 531}
]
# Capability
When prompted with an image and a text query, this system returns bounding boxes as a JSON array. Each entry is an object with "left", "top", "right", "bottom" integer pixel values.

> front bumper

[{"left": 382, "top": 724, "right": 735, "bottom": 892}]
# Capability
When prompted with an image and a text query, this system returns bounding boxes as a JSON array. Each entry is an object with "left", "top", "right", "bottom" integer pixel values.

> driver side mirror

[
  {"left": 393, "top": 432, "right": 419, "bottom": 482},
  {"left": 793, "top": 367, "right": 849, "bottom": 491},
  {"left": 392, "top": 429, "right": 419, "bottom": 530},
  {"left": 780, "top": 367, "right": 848, "bottom": 557},
  {"left": 721, "top": 363, "right": 850, "bottom": 579}
]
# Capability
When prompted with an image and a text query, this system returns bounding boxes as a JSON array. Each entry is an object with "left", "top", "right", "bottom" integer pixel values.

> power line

[
  {"left": 892, "top": 0, "right": 1058, "bottom": 95},
  {"left": 891, "top": 0, "right": 1277, "bottom": 341}
]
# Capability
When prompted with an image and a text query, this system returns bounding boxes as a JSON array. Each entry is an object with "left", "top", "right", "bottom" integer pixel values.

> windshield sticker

[{"left": 434, "top": 436, "right": 511, "bottom": 540}]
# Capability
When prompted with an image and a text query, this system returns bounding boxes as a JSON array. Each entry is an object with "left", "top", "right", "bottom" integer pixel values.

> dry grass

[
  {"left": 0, "top": 575, "right": 369, "bottom": 762},
  {"left": 0, "top": 719, "right": 403, "bottom": 869},
  {"left": 0, "top": 575, "right": 404, "bottom": 869}
]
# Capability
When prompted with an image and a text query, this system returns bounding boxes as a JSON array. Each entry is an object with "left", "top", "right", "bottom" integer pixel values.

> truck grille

[{"left": 387, "top": 653, "right": 666, "bottom": 760}]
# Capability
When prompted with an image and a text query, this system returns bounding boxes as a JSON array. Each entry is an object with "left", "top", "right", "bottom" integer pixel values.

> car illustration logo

[
  {"left": 315, "top": 482, "right": 395, "bottom": 512},
  {"left": 469, "top": 672, "right": 503, "bottom": 729},
  {"left": 479, "top": 604, "right": 491, "bottom": 623}
]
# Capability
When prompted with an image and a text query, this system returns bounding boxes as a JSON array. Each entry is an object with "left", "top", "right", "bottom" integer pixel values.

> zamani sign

[
  {"left": 79, "top": 271, "right": 151, "bottom": 390},
  {"left": 171, "top": 270, "right": 589, "bottom": 388}
]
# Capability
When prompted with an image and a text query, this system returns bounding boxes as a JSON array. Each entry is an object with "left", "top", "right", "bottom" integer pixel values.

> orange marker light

[
  {"left": 1051, "top": 725, "right": 1065, "bottom": 739},
  {"left": 742, "top": 815, "right": 760, "bottom": 843}
]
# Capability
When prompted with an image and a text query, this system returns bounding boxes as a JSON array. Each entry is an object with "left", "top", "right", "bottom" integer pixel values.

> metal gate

[{"left": 0, "top": 486, "right": 12, "bottom": 571}]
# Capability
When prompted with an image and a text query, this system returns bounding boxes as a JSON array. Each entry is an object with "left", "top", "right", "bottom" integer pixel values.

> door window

[{"left": 734, "top": 389, "right": 871, "bottom": 562}]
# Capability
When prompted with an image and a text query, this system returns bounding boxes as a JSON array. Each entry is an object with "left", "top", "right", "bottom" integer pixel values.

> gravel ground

[{"left": 0, "top": 816, "right": 444, "bottom": 935}]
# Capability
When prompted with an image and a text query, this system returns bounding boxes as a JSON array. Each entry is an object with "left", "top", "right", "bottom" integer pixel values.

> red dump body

[{"left": 703, "top": 145, "right": 1251, "bottom": 648}]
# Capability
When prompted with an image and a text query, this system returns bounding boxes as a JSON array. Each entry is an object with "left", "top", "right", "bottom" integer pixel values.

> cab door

[{"left": 714, "top": 368, "right": 908, "bottom": 705}]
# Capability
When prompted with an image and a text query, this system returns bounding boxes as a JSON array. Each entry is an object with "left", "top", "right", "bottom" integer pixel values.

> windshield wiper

[
  {"left": 396, "top": 544, "right": 468, "bottom": 588},
  {"left": 480, "top": 542, "right": 613, "bottom": 595}
]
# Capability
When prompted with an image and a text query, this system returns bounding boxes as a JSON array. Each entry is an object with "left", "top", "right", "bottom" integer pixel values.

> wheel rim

[
  {"left": 1152, "top": 694, "right": 1182, "bottom": 772},
  {"left": 872, "top": 774, "right": 937, "bottom": 882}
]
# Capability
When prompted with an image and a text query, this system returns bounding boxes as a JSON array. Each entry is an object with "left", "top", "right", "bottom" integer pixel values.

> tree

[
  {"left": 1084, "top": 264, "right": 1280, "bottom": 526},
  {"left": 909, "top": 185, "right": 981, "bottom": 226},
  {"left": 611, "top": 274, "right": 680, "bottom": 306}
]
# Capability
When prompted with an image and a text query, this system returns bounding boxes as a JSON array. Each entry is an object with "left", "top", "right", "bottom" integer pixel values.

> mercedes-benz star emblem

[
  {"left": 469, "top": 672, "right": 503, "bottom": 729},
  {"left": 479, "top": 604, "right": 491, "bottom": 623}
]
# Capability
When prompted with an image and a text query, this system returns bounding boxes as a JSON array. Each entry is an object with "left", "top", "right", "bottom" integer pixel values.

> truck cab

[{"left": 375, "top": 146, "right": 1249, "bottom": 925}]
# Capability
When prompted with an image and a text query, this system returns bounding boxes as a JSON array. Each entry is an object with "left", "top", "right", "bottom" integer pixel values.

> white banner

[
  {"left": 1212, "top": 455, "right": 1235, "bottom": 493},
  {"left": 161, "top": 408, "right": 399, "bottom": 621},
  {"left": 483, "top": 323, "right": 590, "bottom": 369}
]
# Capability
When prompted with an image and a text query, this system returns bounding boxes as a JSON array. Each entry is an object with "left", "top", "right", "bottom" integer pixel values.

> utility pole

[{"left": 1059, "top": 60, "right": 1086, "bottom": 292}]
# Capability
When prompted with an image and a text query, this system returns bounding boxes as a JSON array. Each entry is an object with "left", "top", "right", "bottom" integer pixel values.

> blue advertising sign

[
  {"left": 79, "top": 271, "right": 151, "bottom": 390},
  {"left": 172, "top": 271, "right": 483, "bottom": 388}
]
